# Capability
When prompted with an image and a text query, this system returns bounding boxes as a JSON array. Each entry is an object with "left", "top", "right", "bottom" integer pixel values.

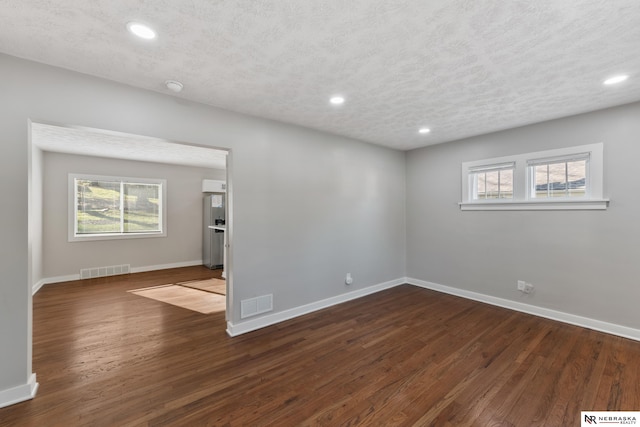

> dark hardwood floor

[{"left": 1, "top": 267, "right": 639, "bottom": 426}]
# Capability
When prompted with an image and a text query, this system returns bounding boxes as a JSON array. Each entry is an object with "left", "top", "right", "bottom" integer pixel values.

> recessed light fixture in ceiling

[
  {"left": 330, "top": 96, "right": 345, "bottom": 105},
  {"left": 165, "top": 80, "right": 184, "bottom": 93},
  {"left": 127, "top": 22, "right": 156, "bottom": 40},
  {"left": 603, "top": 74, "right": 629, "bottom": 85},
  {"left": 418, "top": 127, "right": 431, "bottom": 134}
]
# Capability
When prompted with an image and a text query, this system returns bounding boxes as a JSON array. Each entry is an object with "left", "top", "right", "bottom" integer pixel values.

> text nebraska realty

[{"left": 587, "top": 415, "right": 637, "bottom": 424}]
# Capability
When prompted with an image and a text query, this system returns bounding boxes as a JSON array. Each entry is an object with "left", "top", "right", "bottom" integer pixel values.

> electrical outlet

[
  {"left": 345, "top": 273, "right": 353, "bottom": 285},
  {"left": 518, "top": 280, "right": 534, "bottom": 294}
]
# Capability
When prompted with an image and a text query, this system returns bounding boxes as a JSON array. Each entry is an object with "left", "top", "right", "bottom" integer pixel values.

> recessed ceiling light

[
  {"left": 330, "top": 96, "right": 345, "bottom": 105},
  {"left": 418, "top": 127, "right": 431, "bottom": 134},
  {"left": 165, "top": 80, "right": 183, "bottom": 93},
  {"left": 603, "top": 75, "right": 629, "bottom": 85},
  {"left": 127, "top": 22, "right": 156, "bottom": 40}
]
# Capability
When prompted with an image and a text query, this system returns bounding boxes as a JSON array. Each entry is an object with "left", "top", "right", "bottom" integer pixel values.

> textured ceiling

[
  {"left": 32, "top": 123, "right": 228, "bottom": 169},
  {"left": 2, "top": 0, "right": 640, "bottom": 150}
]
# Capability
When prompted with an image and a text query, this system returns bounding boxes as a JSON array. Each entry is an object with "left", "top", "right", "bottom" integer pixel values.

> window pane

[
  {"left": 533, "top": 160, "right": 587, "bottom": 199},
  {"left": 123, "top": 183, "right": 161, "bottom": 232},
  {"left": 567, "top": 160, "right": 586, "bottom": 197},
  {"left": 473, "top": 168, "right": 514, "bottom": 200},
  {"left": 76, "top": 179, "right": 121, "bottom": 234},
  {"left": 499, "top": 169, "right": 513, "bottom": 199},
  {"left": 476, "top": 173, "right": 486, "bottom": 199},
  {"left": 534, "top": 165, "right": 548, "bottom": 198},
  {"left": 484, "top": 171, "right": 499, "bottom": 199},
  {"left": 547, "top": 162, "right": 567, "bottom": 197}
]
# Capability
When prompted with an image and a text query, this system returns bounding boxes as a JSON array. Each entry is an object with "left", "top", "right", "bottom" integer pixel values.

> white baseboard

[
  {"left": 406, "top": 277, "right": 640, "bottom": 342},
  {"left": 0, "top": 373, "right": 38, "bottom": 409},
  {"left": 226, "top": 278, "right": 405, "bottom": 337},
  {"left": 32, "top": 260, "right": 204, "bottom": 294},
  {"left": 32, "top": 274, "right": 79, "bottom": 295},
  {"left": 129, "top": 260, "right": 203, "bottom": 274}
]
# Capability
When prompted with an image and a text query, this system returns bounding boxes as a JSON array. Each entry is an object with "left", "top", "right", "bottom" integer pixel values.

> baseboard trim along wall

[
  {"left": 226, "top": 278, "right": 406, "bottom": 337},
  {"left": 32, "top": 260, "right": 203, "bottom": 295},
  {"left": 229, "top": 277, "right": 640, "bottom": 341},
  {"left": 0, "top": 374, "right": 38, "bottom": 409},
  {"left": 32, "top": 274, "right": 79, "bottom": 295},
  {"left": 406, "top": 277, "right": 640, "bottom": 342},
  {"left": 129, "top": 260, "right": 203, "bottom": 274}
]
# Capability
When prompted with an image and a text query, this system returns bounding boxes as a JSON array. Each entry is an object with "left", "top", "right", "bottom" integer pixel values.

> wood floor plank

[{"left": 1, "top": 269, "right": 640, "bottom": 426}]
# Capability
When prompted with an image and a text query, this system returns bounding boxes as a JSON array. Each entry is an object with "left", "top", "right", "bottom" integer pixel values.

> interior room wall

[
  {"left": 0, "top": 53, "right": 406, "bottom": 402},
  {"left": 406, "top": 101, "right": 640, "bottom": 331},
  {"left": 42, "top": 152, "right": 225, "bottom": 279}
]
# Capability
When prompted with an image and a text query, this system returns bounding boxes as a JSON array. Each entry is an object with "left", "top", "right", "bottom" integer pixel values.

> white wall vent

[
  {"left": 241, "top": 294, "right": 273, "bottom": 319},
  {"left": 80, "top": 264, "right": 130, "bottom": 280}
]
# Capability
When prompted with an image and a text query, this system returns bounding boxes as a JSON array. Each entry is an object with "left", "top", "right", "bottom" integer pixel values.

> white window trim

[
  {"left": 68, "top": 173, "right": 167, "bottom": 242},
  {"left": 460, "top": 143, "right": 608, "bottom": 211}
]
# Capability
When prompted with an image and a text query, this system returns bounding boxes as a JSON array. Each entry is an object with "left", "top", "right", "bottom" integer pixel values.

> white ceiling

[
  {"left": 31, "top": 122, "right": 228, "bottom": 169},
  {"left": 3, "top": 1, "right": 640, "bottom": 150}
]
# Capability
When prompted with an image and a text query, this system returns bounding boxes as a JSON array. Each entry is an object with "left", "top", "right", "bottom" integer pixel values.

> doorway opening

[{"left": 28, "top": 121, "right": 233, "bottom": 319}]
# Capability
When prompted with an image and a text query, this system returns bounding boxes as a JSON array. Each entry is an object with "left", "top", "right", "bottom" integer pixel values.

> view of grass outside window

[
  {"left": 75, "top": 178, "right": 162, "bottom": 235},
  {"left": 471, "top": 164, "right": 514, "bottom": 200},
  {"left": 531, "top": 159, "right": 586, "bottom": 198}
]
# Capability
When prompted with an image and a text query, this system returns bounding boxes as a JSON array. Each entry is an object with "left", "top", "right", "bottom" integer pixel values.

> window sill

[
  {"left": 459, "top": 199, "right": 609, "bottom": 211},
  {"left": 68, "top": 232, "right": 166, "bottom": 242}
]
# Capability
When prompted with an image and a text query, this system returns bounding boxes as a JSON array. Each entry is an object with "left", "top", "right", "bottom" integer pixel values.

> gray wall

[
  {"left": 0, "top": 53, "right": 406, "bottom": 396},
  {"left": 42, "top": 152, "right": 224, "bottom": 278},
  {"left": 406, "top": 101, "right": 640, "bottom": 330}
]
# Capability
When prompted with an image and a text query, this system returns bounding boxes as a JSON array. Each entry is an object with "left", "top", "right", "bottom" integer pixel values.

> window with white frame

[
  {"left": 69, "top": 174, "right": 167, "bottom": 241},
  {"left": 460, "top": 143, "right": 607, "bottom": 210},
  {"left": 469, "top": 162, "right": 514, "bottom": 200},
  {"left": 529, "top": 154, "right": 587, "bottom": 199}
]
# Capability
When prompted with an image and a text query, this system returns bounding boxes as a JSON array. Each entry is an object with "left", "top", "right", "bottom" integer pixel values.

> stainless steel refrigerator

[{"left": 203, "top": 193, "right": 225, "bottom": 269}]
